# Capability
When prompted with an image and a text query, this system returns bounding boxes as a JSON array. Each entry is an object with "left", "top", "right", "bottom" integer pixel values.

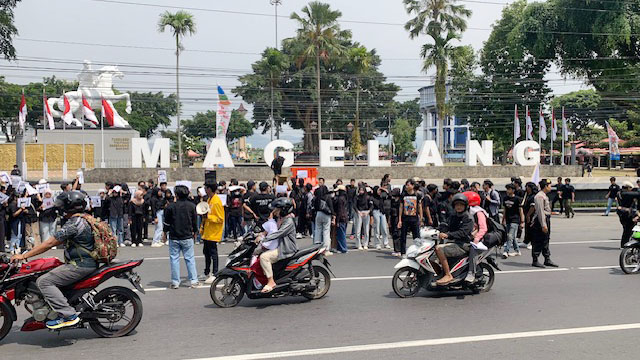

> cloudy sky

[{"left": 3, "top": 0, "right": 587, "bottom": 147}]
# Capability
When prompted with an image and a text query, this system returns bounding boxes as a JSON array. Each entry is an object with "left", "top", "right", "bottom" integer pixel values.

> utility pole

[{"left": 271, "top": 0, "right": 282, "bottom": 140}]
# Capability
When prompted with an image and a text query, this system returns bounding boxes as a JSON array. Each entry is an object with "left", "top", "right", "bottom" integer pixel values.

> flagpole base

[
  {"left": 42, "top": 162, "right": 48, "bottom": 179},
  {"left": 100, "top": 162, "right": 106, "bottom": 169},
  {"left": 62, "top": 163, "right": 68, "bottom": 181},
  {"left": 21, "top": 162, "right": 28, "bottom": 181},
  {"left": 81, "top": 162, "right": 87, "bottom": 170}
]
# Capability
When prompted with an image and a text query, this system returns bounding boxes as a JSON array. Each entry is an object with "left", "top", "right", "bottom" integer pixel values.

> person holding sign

[
  {"left": 39, "top": 189, "right": 58, "bottom": 246},
  {"left": 0, "top": 185, "right": 9, "bottom": 252},
  {"left": 8, "top": 193, "right": 28, "bottom": 254}
]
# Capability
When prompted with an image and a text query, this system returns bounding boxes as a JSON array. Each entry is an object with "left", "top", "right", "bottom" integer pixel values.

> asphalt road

[{"left": 1, "top": 214, "right": 637, "bottom": 360}]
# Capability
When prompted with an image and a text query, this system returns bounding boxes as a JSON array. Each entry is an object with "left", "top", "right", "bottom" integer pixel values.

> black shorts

[{"left": 430, "top": 242, "right": 469, "bottom": 261}]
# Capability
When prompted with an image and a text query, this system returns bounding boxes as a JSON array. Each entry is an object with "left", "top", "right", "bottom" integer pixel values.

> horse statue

[{"left": 47, "top": 61, "right": 132, "bottom": 128}]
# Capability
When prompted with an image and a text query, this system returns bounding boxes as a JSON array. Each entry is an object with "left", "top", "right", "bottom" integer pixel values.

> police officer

[{"left": 531, "top": 179, "right": 558, "bottom": 268}]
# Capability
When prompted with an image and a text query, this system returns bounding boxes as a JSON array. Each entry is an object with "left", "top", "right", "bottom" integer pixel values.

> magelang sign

[{"left": 131, "top": 138, "right": 543, "bottom": 168}]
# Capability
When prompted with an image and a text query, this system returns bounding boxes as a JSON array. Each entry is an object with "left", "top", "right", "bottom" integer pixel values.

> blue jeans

[
  {"left": 314, "top": 212, "right": 332, "bottom": 249},
  {"left": 504, "top": 222, "right": 520, "bottom": 253},
  {"left": 109, "top": 216, "right": 124, "bottom": 245},
  {"left": 195, "top": 215, "right": 202, "bottom": 243},
  {"left": 372, "top": 209, "right": 389, "bottom": 247},
  {"left": 605, "top": 198, "right": 616, "bottom": 215},
  {"left": 169, "top": 238, "right": 198, "bottom": 286},
  {"left": 9, "top": 221, "right": 22, "bottom": 252},
  {"left": 336, "top": 222, "right": 347, "bottom": 253},
  {"left": 152, "top": 210, "right": 163, "bottom": 245}
]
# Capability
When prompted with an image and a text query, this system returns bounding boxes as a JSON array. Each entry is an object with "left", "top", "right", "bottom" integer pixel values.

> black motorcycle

[
  {"left": 620, "top": 225, "right": 640, "bottom": 274},
  {"left": 210, "top": 229, "right": 333, "bottom": 308}
]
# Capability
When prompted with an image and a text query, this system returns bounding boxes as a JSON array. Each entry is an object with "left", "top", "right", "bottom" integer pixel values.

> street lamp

[{"left": 270, "top": 0, "right": 282, "bottom": 48}]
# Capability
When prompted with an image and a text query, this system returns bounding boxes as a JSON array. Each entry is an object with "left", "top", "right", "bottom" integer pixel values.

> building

[{"left": 418, "top": 84, "right": 470, "bottom": 160}]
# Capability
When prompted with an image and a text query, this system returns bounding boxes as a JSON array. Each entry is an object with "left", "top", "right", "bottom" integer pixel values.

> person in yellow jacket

[{"left": 200, "top": 183, "right": 225, "bottom": 284}]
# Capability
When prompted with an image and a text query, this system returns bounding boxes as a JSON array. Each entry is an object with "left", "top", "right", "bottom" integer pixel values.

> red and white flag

[
  {"left": 514, "top": 104, "right": 521, "bottom": 140},
  {"left": 43, "top": 94, "right": 55, "bottom": 130},
  {"left": 82, "top": 95, "right": 98, "bottom": 125},
  {"left": 551, "top": 108, "right": 557, "bottom": 141},
  {"left": 101, "top": 98, "right": 126, "bottom": 128},
  {"left": 539, "top": 106, "right": 547, "bottom": 141},
  {"left": 562, "top": 107, "right": 568, "bottom": 141},
  {"left": 18, "top": 93, "right": 27, "bottom": 130},
  {"left": 62, "top": 95, "right": 75, "bottom": 126},
  {"left": 525, "top": 105, "right": 533, "bottom": 140}
]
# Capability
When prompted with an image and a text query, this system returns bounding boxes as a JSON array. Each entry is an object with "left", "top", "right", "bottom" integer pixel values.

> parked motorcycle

[
  {"left": 620, "top": 225, "right": 640, "bottom": 274},
  {"left": 392, "top": 227, "right": 501, "bottom": 297},
  {"left": 210, "top": 229, "right": 333, "bottom": 308},
  {"left": 0, "top": 253, "right": 145, "bottom": 342}
]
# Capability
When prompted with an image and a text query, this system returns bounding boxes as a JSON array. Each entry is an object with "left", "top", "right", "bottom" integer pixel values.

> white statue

[{"left": 47, "top": 60, "right": 132, "bottom": 128}]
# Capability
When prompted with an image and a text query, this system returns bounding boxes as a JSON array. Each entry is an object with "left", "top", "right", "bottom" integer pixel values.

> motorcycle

[
  {"left": 210, "top": 228, "right": 333, "bottom": 308},
  {"left": 619, "top": 224, "right": 640, "bottom": 274},
  {"left": 0, "top": 253, "right": 145, "bottom": 342},
  {"left": 392, "top": 227, "right": 501, "bottom": 297}
]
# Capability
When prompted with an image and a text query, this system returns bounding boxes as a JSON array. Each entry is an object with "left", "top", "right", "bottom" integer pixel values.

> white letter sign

[
  {"left": 465, "top": 140, "right": 493, "bottom": 166},
  {"left": 415, "top": 140, "right": 443, "bottom": 167},
  {"left": 131, "top": 138, "right": 170, "bottom": 168},
  {"left": 202, "top": 138, "right": 235, "bottom": 168},
  {"left": 319, "top": 140, "right": 344, "bottom": 167},
  {"left": 367, "top": 140, "right": 391, "bottom": 167},
  {"left": 264, "top": 140, "right": 294, "bottom": 168},
  {"left": 514, "top": 140, "right": 540, "bottom": 166}
]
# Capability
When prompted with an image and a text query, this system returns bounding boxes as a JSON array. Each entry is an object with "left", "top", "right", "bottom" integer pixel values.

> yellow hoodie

[{"left": 201, "top": 194, "right": 225, "bottom": 242}]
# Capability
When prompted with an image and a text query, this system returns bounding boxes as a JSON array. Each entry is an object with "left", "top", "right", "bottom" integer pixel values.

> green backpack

[{"left": 72, "top": 213, "right": 118, "bottom": 263}]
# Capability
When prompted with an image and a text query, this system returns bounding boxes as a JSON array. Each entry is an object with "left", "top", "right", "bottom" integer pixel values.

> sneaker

[
  {"left": 170, "top": 284, "right": 179, "bottom": 289},
  {"left": 515, "top": 251, "right": 522, "bottom": 256},
  {"left": 164, "top": 241, "right": 169, "bottom": 245},
  {"left": 138, "top": 243, "right": 143, "bottom": 247},
  {"left": 384, "top": 245, "right": 391, "bottom": 249},
  {"left": 119, "top": 244, "right": 126, "bottom": 248},
  {"left": 390, "top": 252, "right": 398, "bottom": 257},
  {"left": 401, "top": 254, "right": 407, "bottom": 259},
  {"left": 237, "top": 236, "right": 244, "bottom": 241},
  {"left": 508, "top": 251, "right": 518, "bottom": 257},
  {"left": 526, "top": 244, "right": 532, "bottom": 250},
  {"left": 296, "top": 233, "right": 302, "bottom": 239},
  {"left": 375, "top": 245, "right": 382, "bottom": 250},
  {"left": 46, "top": 314, "right": 80, "bottom": 330},
  {"left": 125, "top": 241, "right": 132, "bottom": 246},
  {"left": 463, "top": 273, "right": 475, "bottom": 284},
  {"left": 502, "top": 251, "right": 508, "bottom": 259},
  {"left": 190, "top": 282, "right": 203, "bottom": 289},
  {"left": 363, "top": 246, "right": 369, "bottom": 250},
  {"left": 325, "top": 251, "right": 333, "bottom": 256},
  {"left": 151, "top": 243, "right": 162, "bottom": 248},
  {"left": 357, "top": 246, "right": 363, "bottom": 250},
  {"left": 131, "top": 243, "right": 137, "bottom": 247},
  {"left": 51, "top": 246, "right": 57, "bottom": 250},
  {"left": 198, "top": 274, "right": 208, "bottom": 281},
  {"left": 204, "top": 275, "right": 216, "bottom": 284}
]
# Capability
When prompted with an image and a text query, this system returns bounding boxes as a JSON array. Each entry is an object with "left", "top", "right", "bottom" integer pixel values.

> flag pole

[
  {"left": 62, "top": 89, "right": 68, "bottom": 181},
  {"left": 550, "top": 107, "right": 554, "bottom": 166},
  {"left": 100, "top": 98, "right": 105, "bottom": 168},
  {"left": 81, "top": 96, "right": 86, "bottom": 170},
  {"left": 21, "top": 88, "right": 27, "bottom": 180},
  {"left": 561, "top": 106, "right": 565, "bottom": 166},
  {"left": 42, "top": 88, "right": 48, "bottom": 179},
  {"left": 513, "top": 104, "right": 517, "bottom": 165}
]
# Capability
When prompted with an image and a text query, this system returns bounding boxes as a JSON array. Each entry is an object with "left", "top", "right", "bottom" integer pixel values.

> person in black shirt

[
  {"left": 617, "top": 182, "right": 640, "bottom": 247},
  {"left": 129, "top": 190, "right": 146, "bottom": 247},
  {"left": 0, "top": 185, "right": 8, "bottom": 252},
  {"left": 346, "top": 179, "right": 357, "bottom": 237},
  {"left": 389, "top": 188, "right": 403, "bottom": 256},
  {"left": 397, "top": 179, "right": 423, "bottom": 257},
  {"left": 551, "top": 177, "right": 564, "bottom": 214},
  {"left": 242, "top": 180, "right": 257, "bottom": 234},
  {"left": 163, "top": 185, "right": 200, "bottom": 288},
  {"left": 249, "top": 182, "right": 275, "bottom": 227},
  {"left": 105, "top": 186, "right": 124, "bottom": 247},
  {"left": 333, "top": 185, "right": 349, "bottom": 253},
  {"left": 502, "top": 184, "right": 524, "bottom": 257},
  {"left": 10, "top": 164, "right": 20, "bottom": 176},
  {"left": 423, "top": 184, "right": 439, "bottom": 227},
  {"left": 604, "top": 177, "right": 620, "bottom": 216},
  {"left": 563, "top": 178, "right": 575, "bottom": 218},
  {"left": 354, "top": 185, "right": 373, "bottom": 250},
  {"left": 522, "top": 182, "right": 538, "bottom": 248},
  {"left": 227, "top": 186, "right": 244, "bottom": 240}
]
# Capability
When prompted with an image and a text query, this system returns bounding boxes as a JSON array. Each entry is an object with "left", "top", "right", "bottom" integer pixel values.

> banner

[
  {"left": 605, "top": 120, "right": 621, "bottom": 161},
  {"left": 216, "top": 85, "right": 231, "bottom": 139}
]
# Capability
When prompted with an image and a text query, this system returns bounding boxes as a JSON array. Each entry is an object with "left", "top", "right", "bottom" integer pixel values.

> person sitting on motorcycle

[
  {"left": 432, "top": 193, "right": 474, "bottom": 285},
  {"left": 11, "top": 191, "right": 97, "bottom": 330},
  {"left": 463, "top": 191, "right": 488, "bottom": 283},
  {"left": 255, "top": 198, "right": 298, "bottom": 293}
]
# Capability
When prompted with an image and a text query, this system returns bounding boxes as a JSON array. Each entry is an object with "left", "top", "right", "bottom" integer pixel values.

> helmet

[
  {"left": 268, "top": 197, "right": 294, "bottom": 216},
  {"left": 463, "top": 191, "right": 481, "bottom": 207},
  {"left": 451, "top": 193, "right": 469, "bottom": 210},
  {"left": 54, "top": 190, "right": 87, "bottom": 214}
]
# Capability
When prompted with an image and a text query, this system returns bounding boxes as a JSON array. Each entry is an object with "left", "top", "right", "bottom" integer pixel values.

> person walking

[
  {"left": 604, "top": 177, "right": 620, "bottom": 216},
  {"left": 354, "top": 185, "right": 372, "bottom": 250},
  {"left": 201, "top": 183, "right": 225, "bottom": 284},
  {"left": 551, "top": 177, "right": 564, "bottom": 215},
  {"left": 563, "top": 178, "right": 575, "bottom": 218},
  {"left": 313, "top": 185, "right": 334, "bottom": 255},
  {"left": 397, "top": 179, "right": 422, "bottom": 258},
  {"left": 163, "top": 185, "right": 200, "bottom": 289},
  {"left": 502, "top": 184, "right": 524, "bottom": 258},
  {"left": 531, "top": 179, "right": 558, "bottom": 268},
  {"left": 128, "top": 190, "right": 146, "bottom": 247}
]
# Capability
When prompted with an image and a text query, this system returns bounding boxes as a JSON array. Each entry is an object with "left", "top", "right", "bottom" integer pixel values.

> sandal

[
  {"left": 436, "top": 277, "right": 453, "bottom": 286},
  {"left": 261, "top": 285, "right": 274, "bottom": 293}
]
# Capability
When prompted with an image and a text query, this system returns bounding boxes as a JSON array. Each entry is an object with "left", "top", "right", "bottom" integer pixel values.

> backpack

[
  {"left": 72, "top": 213, "right": 118, "bottom": 264},
  {"left": 482, "top": 215, "right": 508, "bottom": 248}
]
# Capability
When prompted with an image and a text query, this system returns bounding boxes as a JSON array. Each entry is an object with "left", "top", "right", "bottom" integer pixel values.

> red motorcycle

[{"left": 0, "top": 253, "right": 145, "bottom": 342}]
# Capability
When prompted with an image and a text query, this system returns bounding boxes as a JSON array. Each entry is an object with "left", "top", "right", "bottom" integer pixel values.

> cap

[
  {"left": 539, "top": 179, "right": 551, "bottom": 188},
  {"left": 98, "top": 188, "right": 106, "bottom": 194},
  {"left": 259, "top": 181, "right": 269, "bottom": 191},
  {"left": 38, "top": 178, "right": 47, "bottom": 185},
  {"left": 247, "top": 180, "right": 256, "bottom": 189}
]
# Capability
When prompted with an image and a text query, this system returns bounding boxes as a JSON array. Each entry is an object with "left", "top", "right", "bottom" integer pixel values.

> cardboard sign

[
  {"left": 11, "top": 175, "right": 21, "bottom": 186},
  {"left": 90, "top": 196, "right": 102, "bottom": 208},
  {"left": 0, "top": 192, "right": 8, "bottom": 204},
  {"left": 157, "top": 170, "right": 167, "bottom": 183},
  {"left": 217, "top": 194, "right": 227, "bottom": 206},
  {"left": 176, "top": 180, "right": 192, "bottom": 190},
  {"left": 77, "top": 170, "right": 84, "bottom": 184},
  {"left": 41, "top": 197, "right": 54, "bottom": 210},
  {"left": 17, "top": 197, "right": 31, "bottom": 208},
  {"left": 275, "top": 185, "right": 287, "bottom": 194},
  {"left": 17, "top": 181, "right": 26, "bottom": 194},
  {"left": 296, "top": 170, "right": 308, "bottom": 179},
  {"left": 36, "top": 183, "right": 50, "bottom": 194},
  {"left": 25, "top": 183, "right": 38, "bottom": 196},
  {"left": 0, "top": 172, "right": 10, "bottom": 185},
  {"left": 198, "top": 187, "right": 206, "bottom": 197}
]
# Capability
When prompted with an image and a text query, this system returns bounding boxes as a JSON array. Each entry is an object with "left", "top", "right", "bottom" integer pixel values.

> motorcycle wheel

[
  {"left": 0, "top": 303, "right": 12, "bottom": 341},
  {"left": 474, "top": 263, "right": 495, "bottom": 293},
  {"left": 210, "top": 275, "right": 245, "bottom": 308},
  {"left": 302, "top": 266, "right": 331, "bottom": 300},
  {"left": 392, "top": 267, "right": 422, "bottom": 298},
  {"left": 89, "top": 286, "right": 143, "bottom": 338},
  {"left": 619, "top": 248, "right": 640, "bottom": 274}
]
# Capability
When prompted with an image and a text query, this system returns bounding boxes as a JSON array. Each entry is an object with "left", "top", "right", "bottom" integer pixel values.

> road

[{"left": 1, "top": 214, "right": 637, "bottom": 360}]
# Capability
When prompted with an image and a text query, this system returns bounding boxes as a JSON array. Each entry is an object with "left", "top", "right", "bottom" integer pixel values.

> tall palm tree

[
  {"left": 348, "top": 46, "right": 372, "bottom": 163},
  {"left": 158, "top": 10, "right": 196, "bottom": 167},
  {"left": 291, "top": 2, "right": 350, "bottom": 148},
  {"left": 403, "top": 0, "right": 471, "bottom": 156}
]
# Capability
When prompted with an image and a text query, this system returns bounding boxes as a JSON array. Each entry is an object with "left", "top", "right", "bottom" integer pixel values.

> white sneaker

[
  {"left": 131, "top": 243, "right": 137, "bottom": 247},
  {"left": 502, "top": 251, "right": 508, "bottom": 259},
  {"left": 296, "top": 233, "right": 302, "bottom": 239},
  {"left": 237, "top": 236, "right": 244, "bottom": 241},
  {"left": 325, "top": 251, "right": 333, "bottom": 256},
  {"left": 204, "top": 275, "right": 216, "bottom": 284},
  {"left": 51, "top": 246, "right": 57, "bottom": 250},
  {"left": 363, "top": 246, "right": 369, "bottom": 250},
  {"left": 508, "top": 251, "right": 517, "bottom": 257},
  {"left": 164, "top": 241, "right": 169, "bottom": 245},
  {"left": 384, "top": 245, "right": 391, "bottom": 249},
  {"left": 375, "top": 245, "right": 381, "bottom": 250},
  {"left": 526, "top": 244, "right": 532, "bottom": 250},
  {"left": 151, "top": 243, "right": 161, "bottom": 248},
  {"left": 120, "top": 244, "right": 126, "bottom": 248},
  {"left": 357, "top": 246, "right": 363, "bottom": 250},
  {"left": 138, "top": 243, "right": 144, "bottom": 247}
]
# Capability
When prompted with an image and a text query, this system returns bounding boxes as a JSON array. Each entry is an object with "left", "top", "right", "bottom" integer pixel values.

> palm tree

[
  {"left": 348, "top": 46, "right": 372, "bottom": 164},
  {"left": 403, "top": 0, "right": 471, "bottom": 157},
  {"left": 262, "top": 48, "right": 288, "bottom": 140},
  {"left": 291, "top": 1, "right": 350, "bottom": 149},
  {"left": 158, "top": 10, "right": 196, "bottom": 167}
]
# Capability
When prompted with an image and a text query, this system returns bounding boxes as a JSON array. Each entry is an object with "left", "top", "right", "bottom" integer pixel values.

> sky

[{"left": 2, "top": 0, "right": 588, "bottom": 148}]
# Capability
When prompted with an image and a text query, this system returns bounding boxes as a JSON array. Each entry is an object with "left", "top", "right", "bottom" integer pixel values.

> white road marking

[
  {"left": 550, "top": 240, "right": 618, "bottom": 245},
  {"left": 185, "top": 323, "right": 640, "bottom": 360},
  {"left": 577, "top": 265, "right": 630, "bottom": 270},
  {"left": 497, "top": 268, "right": 569, "bottom": 274}
]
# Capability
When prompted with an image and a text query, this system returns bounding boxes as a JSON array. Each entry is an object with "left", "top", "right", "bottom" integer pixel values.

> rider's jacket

[{"left": 441, "top": 211, "right": 474, "bottom": 245}]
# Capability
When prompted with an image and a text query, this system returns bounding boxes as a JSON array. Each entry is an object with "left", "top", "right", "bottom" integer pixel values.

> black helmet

[
  {"left": 268, "top": 197, "right": 294, "bottom": 216},
  {"left": 451, "top": 193, "right": 469, "bottom": 210},
  {"left": 54, "top": 190, "right": 87, "bottom": 214}
]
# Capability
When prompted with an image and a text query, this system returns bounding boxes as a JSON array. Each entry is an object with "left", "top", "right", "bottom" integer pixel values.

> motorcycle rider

[
  {"left": 432, "top": 193, "right": 474, "bottom": 285},
  {"left": 255, "top": 198, "right": 298, "bottom": 293},
  {"left": 617, "top": 181, "right": 640, "bottom": 247},
  {"left": 11, "top": 191, "right": 97, "bottom": 329}
]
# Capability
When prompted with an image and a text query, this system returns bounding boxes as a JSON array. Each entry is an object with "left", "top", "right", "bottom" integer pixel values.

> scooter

[
  {"left": 0, "top": 253, "right": 145, "bottom": 342},
  {"left": 620, "top": 224, "right": 640, "bottom": 274},
  {"left": 392, "top": 227, "right": 501, "bottom": 297},
  {"left": 210, "top": 229, "right": 333, "bottom": 308}
]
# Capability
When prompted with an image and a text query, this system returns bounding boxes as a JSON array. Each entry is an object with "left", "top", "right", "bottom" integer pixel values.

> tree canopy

[{"left": 0, "top": 0, "right": 20, "bottom": 60}]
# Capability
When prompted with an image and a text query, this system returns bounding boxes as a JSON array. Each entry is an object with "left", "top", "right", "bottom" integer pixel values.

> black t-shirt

[
  {"left": 553, "top": 183, "right": 565, "bottom": 197},
  {"left": 503, "top": 195, "right": 522, "bottom": 224},
  {"left": 401, "top": 191, "right": 422, "bottom": 219},
  {"left": 228, "top": 190, "right": 244, "bottom": 217},
  {"left": 243, "top": 191, "right": 256, "bottom": 220},
  {"left": 250, "top": 193, "right": 275, "bottom": 224},
  {"left": 563, "top": 185, "right": 575, "bottom": 199},
  {"left": 609, "top": 184, "right": 621, "bottom": 199},
  {"left": 423, "top": 193, "right": 438, "bottom": 226}
]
